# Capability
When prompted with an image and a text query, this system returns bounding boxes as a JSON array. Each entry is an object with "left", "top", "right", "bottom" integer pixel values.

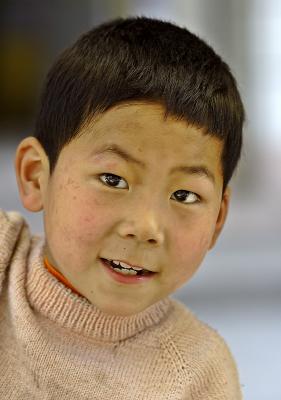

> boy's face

[{"left": 16, "top": 102, "right": 230, "bottom": 316}]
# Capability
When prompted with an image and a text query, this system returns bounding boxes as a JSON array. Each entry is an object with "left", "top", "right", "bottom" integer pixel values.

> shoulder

[
  {"left": 166, "top": 298, "right": 233, "bottom": 347},
  {"left": 162, "top": 298, "right": 232, "bottom": 355},
  {"left": 163, "top": 298, "right": 243, "bottom": 399},
  {"left": 0, "top": 209, "right": 26, "bottom": 253},
  {"left": 0, "top": 208, "right": 25, "bottom": 230},
  {"left": 0, "top": 209, "right": 28, "bottom": 292}
]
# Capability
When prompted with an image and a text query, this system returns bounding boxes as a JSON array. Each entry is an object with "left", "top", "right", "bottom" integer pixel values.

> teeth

[
  {"left": 116, "top": 268, "right": 137, "bottom": 276},
  {"left": 111, "top": 260, "right": 144, "bottom": 271},
  {"left": 119, "top": 261, "right": 143, "bottom": 271},
  {"left": 110, "top": 263, "right": 138, "bottom": 276}
]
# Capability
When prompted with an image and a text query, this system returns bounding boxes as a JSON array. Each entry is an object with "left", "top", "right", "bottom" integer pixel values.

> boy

[{"left": 0, "top": 16, "right": 245, "bottom": 399}]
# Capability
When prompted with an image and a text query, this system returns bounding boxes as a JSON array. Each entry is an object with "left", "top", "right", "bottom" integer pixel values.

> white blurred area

[{"left": 0, "top": 1, "right": 280, "bottom": 399}]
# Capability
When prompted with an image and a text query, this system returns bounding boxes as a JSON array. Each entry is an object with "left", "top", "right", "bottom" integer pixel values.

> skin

[{"left": 14, "top": 102, "right": 230, "bottom": 317}]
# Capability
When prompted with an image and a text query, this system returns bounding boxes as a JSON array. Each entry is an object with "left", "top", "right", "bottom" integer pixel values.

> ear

[
  {"left": 14, "top": 136, "right": 49, "bottom": 212},
  {"left": 208, "top": 186, "right": 231, "bottom": 250}
]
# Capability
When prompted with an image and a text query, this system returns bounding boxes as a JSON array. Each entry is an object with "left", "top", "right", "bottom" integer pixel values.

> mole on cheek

[
  {"left": 66, "top": 177, "right": 81, "bottom": 190},
  {"left": 66, "top": 177, "right": 75, "bottom": 185}
]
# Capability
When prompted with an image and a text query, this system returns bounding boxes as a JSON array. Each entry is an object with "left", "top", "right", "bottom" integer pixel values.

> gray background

[{"left": 1, "top": 1, "right": 280, "bottom": 399}]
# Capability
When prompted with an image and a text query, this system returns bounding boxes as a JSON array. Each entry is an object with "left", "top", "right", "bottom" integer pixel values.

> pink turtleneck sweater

[{"left": 0, "top": 210, "right": 243, "bottom": 399}]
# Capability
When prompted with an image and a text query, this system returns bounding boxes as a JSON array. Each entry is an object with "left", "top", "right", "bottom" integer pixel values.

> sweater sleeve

[
  {"left": 166, "top": 299, "right": 243, "bottom": 400},
  {"left": 184, "top": 332, "right": 243, "bottom": 400},
  {"left": 0, "top": 209, "right": 25, "bottom": 294}
]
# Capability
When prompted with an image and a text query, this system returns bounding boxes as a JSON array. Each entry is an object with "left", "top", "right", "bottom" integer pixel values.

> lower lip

[{"left": 100, "top": 258, "right": 156, "bottom": 284}]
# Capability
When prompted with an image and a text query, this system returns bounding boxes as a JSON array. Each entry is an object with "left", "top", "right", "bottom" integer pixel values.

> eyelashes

[
  {"left": 172, "top": 190, "right": 199, "bottom": 204},
  {"left": 99, "top": 173, "right": 128, "bottom": 189},
  {"left": 98, "top": 173, "right": 201, "bottom": 205}
]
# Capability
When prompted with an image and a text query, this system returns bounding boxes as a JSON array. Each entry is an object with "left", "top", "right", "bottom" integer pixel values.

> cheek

[
  {"left": 46, "top": 182, "right": 111, "bottom": 253},
  {"left": 168, "top": 227, "right": 212, "bottom": 287},
  {"left": 65, "top": 197, "right": 108, "bottom": 244},
  {"left": 172, "top": 222, "right": 213, "bottom": 264}
]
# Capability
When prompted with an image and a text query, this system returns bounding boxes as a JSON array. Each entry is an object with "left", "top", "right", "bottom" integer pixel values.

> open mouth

[{"left": 101, "top": 258, "right": 153, "bottom": 276}]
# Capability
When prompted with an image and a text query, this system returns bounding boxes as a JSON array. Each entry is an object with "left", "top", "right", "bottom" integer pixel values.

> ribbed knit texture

[
  {"left": 0, "top": 209, "right": 243, "bottom": 399},
  {"left": 43, "top": 255, "right": 83, "bottom": 297}
]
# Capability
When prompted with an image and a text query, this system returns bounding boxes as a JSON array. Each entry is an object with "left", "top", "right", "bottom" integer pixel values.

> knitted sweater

[{"left": 0, "top": 210, "right": 243, "bottom": 399}]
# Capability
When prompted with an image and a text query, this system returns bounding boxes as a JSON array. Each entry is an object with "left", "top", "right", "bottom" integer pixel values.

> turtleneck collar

[
  {"left": 43, "top": 255, "right": 83, "bottom": 297},
  {"left": 26, "top": 236, "right": 173, "bottom": 342}
]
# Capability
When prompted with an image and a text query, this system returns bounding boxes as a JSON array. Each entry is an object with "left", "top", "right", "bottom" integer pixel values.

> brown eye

[
  {"left": 172, "top": 190, "right": 199, "bottom": 204},
  {"left": 99, "top": 173, "right": 128, "bottom": 189}
]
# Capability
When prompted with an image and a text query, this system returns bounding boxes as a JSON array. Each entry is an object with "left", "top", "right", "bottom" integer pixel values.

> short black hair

[{"left": 34, "top": 16, "right": 245, "bottom": 192}]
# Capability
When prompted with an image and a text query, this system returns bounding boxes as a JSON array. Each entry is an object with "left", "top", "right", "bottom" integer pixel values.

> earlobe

[
  {"left": 208, "top": 186, "right": 231, "bottom": 250},
  {"left": 14, "top": 136, "right": 49, "bottom": 212}
]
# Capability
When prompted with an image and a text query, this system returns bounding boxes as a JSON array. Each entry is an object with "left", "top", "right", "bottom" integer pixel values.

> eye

[
  {"left": 99, "top": 173, "right": 128, "bottom": 189},
  {"left": 171, "top": 190, "right": 200, "bottom": 204},
  {"left": 98, "top": 174, "right": 200, "bottom": 204}
]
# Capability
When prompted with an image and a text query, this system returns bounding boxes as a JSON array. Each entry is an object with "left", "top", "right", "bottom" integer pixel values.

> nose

[{"left": 117, "top": 202, "right": 165, "bottom": 246}]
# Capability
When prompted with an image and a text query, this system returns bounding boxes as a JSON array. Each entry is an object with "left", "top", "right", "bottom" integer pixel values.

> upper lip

[{"left": 101, "top": 257, "right": 156, "bottom": 273}]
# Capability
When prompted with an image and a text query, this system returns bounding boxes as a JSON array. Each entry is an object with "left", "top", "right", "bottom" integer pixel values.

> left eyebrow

[
  {"left": 91, "top": 143, "right": 215, "bottom": 185},
  {"left": 170, "top": 165, "right": 215, "bottom": 185}
]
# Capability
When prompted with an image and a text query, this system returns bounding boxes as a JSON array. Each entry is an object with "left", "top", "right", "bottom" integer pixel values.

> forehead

[
  {"left": 80, "top": 102, "right": 220, "bottom": 149},
  {"left": 65, "top": 102, "right": 223, "bottom": 183}
]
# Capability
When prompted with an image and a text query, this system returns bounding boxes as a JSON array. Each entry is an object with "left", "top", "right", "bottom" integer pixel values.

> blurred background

[{"left": 0, "top": 1, "right": 280, "bottom": 398}]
